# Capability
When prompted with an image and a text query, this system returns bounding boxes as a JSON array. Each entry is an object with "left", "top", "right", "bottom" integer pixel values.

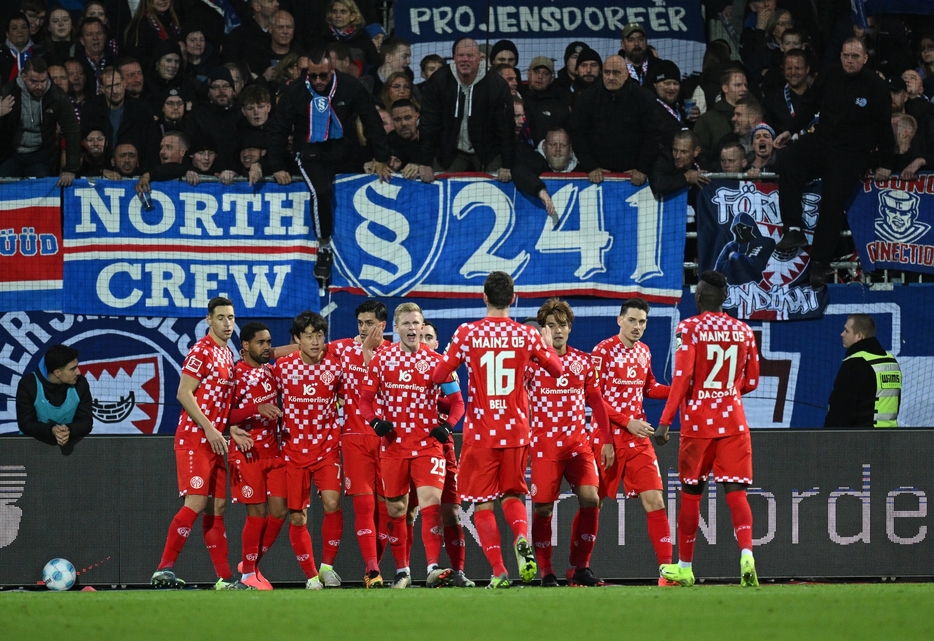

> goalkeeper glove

[
  {"left": 370, "top": 418, "right": 394, "bottom": 437},
  {"left": 430, "top": 421, "right": 453, "bottom": 444}
]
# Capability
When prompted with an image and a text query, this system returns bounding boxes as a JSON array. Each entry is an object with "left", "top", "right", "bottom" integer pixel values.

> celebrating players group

[{"left": 150, "top": 270, "right": 761, "bottom": 591}]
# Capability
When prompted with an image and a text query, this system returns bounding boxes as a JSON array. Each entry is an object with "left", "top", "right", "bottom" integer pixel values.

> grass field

[{"left": 3, "top": 583, "right": 933, "bottom": 641}]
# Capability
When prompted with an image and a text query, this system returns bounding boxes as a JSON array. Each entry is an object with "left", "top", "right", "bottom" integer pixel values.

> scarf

[
  {"left": 626, "top": 58, "right": 649, "bottom": 85},
  {"left": 330, "top": 25, "right": 356, "bottom": 41},
  {"left": 656, "top": 97, "right": 682, "bottom": 122},
  {"left": 305, "top": 75, "right": 343, "bottom": 142},
  {"left": 149, "top": 11, "right": 181, "bottom": 41},
  {"left": 200, "top": 0, "right": 241, "bottom": 33},
  {"left": 783, "top": 83, "right": 796, "bottom": 118},
  {"left": 5, "top": 39, "right": 33, "bottom": 83}
]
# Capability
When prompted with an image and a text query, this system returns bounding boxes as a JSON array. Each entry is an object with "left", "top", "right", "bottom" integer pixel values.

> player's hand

[
  {"left": 362, "top": 323, "right": 384, "bottom": 351},
  {"left": 629, "top": 169, "right": 647, "bottom": 186},
  {"left": 370, "top": 418, "right": 394, "bottom": 437},
  {"left": 52, "top": 424, "right": 70, "bottom": 446},
  {"left": 430, "top": 421, "right": 453, "bottom": 443},
  {"left": 273, "top": 170, "right": 292, "bottom": 185},
  {"left": 654, "top": 424, "right": 670, "bottom": 446},
  {"left": 539, "top": 323, "right": 554, "bottom": 348},
  {"left": 230, "top": 425, "right": 254, "bottom": 451},
  {"left": 626, "top": 418, "right": 654, "bottom": 439},
  {"left": 257, "top": 403, "right": 282, "bottom": 420},
  {"left": 205, "top": 425, "right": 228, "bottom": 454},
  {"left": 600, "top": 443, "right": 615, "bottom": 471}
]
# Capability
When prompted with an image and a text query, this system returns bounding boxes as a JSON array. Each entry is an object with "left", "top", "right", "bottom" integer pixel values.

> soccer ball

[{"left": 42, "top": 558, "right": 77, "bottom": 591}]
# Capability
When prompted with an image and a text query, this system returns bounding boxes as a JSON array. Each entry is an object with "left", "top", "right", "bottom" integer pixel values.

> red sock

[
  {"left": 574, "top": 506, "right": 599, "bottom": 569},
  {"left": 531, "top": 512, "right": 553, "bottom": 577},
  {"left": 388, "top": 515, "right": 409, "bottom": 570},
  {"left": 420, "top": 505, "right": 443, "bottom": 567},
  {"left": 353, "top": 494, "right": 379, "bottom": 572},
  {"left": 501, "top": 498, "right": 528, "bottom": 543},
  {"left": 726, "top": 490, "right": 754, "bottom": 552},
  {"left": 258, "top": 516, "right": 285, "bottom": 562},
  {"left": 646, "top": 508, "right": 673, "bottom": 565},
  {"left": 473, "top": 508, "right": 507, "bottom": 576},
  {"left": 158, "top": 506, "right": 198, "bottom": 569},
  {"left": 288, "top": 523, "right": 317, "bottom": 578},
  {"left": 678, "top": 491, "right": 702, "bottom": 563},
  {"left": 568, "top": 510, "right": 581, "bottom": 567},
  {"left": 202, "top": 514, "right": 231, "bottom": 579},
  {"left": 321, "top": 510, "right": 343, "bottom": 565},
  {"left": 241, "top": 516, "right": 265, "bottom": 574},
  {"left": 443, "top": 524, "right": 466, "bottom": 571},
  {"left": 376, "top": 500, "right": 390, "bottom": 561},
  {"left": 406, "top": 520, "right": 415, "bottom": 564}
]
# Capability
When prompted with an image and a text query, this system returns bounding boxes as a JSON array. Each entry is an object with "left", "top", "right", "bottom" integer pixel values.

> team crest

[
  {"left": 875, "top": 190, "right": 930, "bottom": 244},
  {"left": 320, "top": 370, "right": 335, "bottom": 385},
  {"left": 82, "top": 355, "right": 163, "bottom": 434},
  {"left": 415, "top": 360, "right": 430, "bottom": 373},
  {"left": 241, "top": 485, "right": 254, "bottom": 499},
  {"left": 638, "top": 354, "right": 647, "bottom": 368},
  {"left": 569, "top": 360, "right": 583, "bottom": 375},
  {"left": 314, "top": 97, "right": 329, "bottom": 113}
]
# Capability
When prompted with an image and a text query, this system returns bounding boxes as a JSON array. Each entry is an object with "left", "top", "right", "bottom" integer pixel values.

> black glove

[
  {"left": 430, "top": 421, "right": 453, "bottom": 444},
  {"left": 370, "top": 418, "right": 394, "bottom": 437}
]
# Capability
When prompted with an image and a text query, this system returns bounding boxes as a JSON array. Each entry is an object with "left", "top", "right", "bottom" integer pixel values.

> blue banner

[
  {"left": 848, "top": 175, "right": 934, "bottom": 275},
  {"left": 865, "top": 0, "right": 934, "bottom": 15},
  {"left": 697, "top": 179, "right": 829, "bottom": 321},
  {"left": 331, "top": 174, "right": 686, "bottom": 303},
  {"left": 394, "top": 0, "right": 705, "bottom": 79},
  {"left": 62, "top": 180, "right": 320, "bottom": 318}
]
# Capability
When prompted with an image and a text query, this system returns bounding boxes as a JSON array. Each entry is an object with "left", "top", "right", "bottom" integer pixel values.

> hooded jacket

[{"left": 1, "top": 75, "right": 80, "bottom": 173}]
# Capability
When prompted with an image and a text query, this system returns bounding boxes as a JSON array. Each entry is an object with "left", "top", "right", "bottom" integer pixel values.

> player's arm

[
  {"left": 229, "top": 424, "right": 254, "bottom": 451},
  {"left": 657, "top": 333, "right": 696, "bottom": 446},
  {"left": 739, "top": 333, "right": 761, "bottom": 395},
  {"left": 358, "top": 364, "right": 394, "bottom": 436},
  {"left": 644, "top": 362, "right": 671, "bottom": 399},
  {"left": 431, "top": 375, "right": 464, "bottom": 443},
  {"left": 431, "top": 330, "right": 465, "bottom": 384},
  {"left": 271, "top": 342, "right": 299, "bottom": 359},
  {"left": 177, "top": 373, "right": 228, "bottom": 454},
  {"left": 532, "top": 326, "right": 564, "bottom": 377},
  {"left": 361, "top": 323, "right": 385, "bottom": 366}
]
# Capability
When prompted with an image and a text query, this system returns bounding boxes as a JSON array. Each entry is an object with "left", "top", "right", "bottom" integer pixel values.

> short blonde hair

[{"left": 394, "top": 302, "right": 423, "bottom": 324}]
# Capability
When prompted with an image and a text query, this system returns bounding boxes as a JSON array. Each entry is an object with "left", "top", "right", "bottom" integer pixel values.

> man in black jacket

[
  {"left": 825, "top": 314, "right": 901, "bottom": 428},
  {"left": 513, "top": 128, "right": 579, "bottom": 223},
  {"left": 0, "top": 57, "right": 80, "bottom": 184},
  {"left": 417, "top": 38, "right": 515, "bottom": 183},
  {"left": 16, "top": 344, "right": 93, "bottom": 456},
  {"left": 267, "top": 48, "right": 390, "bottom": 281},
  {"left": 519, "top": 56, "right": 570, "bottom": 146},
  {"left": 775, "top": 38, "right": 894, "bottom": 287},
  {"left": 189, "top": 66, "right": 243, "bottom": 173},
  {"left": 570, "top": 54, "right": 660, "bottom": 186}
]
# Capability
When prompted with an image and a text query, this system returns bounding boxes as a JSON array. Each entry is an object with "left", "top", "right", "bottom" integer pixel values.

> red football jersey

[
  {"left": 230, "top": 360, "right": 280, "bottom": 459},
  {"left": 434, "top": 317, "right": 559, "bottom": 449},
  {"left": 591, "top": 336, "right": 670, "bottom": 447},
  {"left": 331, "top": 337, "right": 388, "bottom": 436},
  {"left": 271, "top": 349, "right": 344, "bottom": 466},
  {"left": 175, "top": 334, "right": 236, "bottom": 451},
  {"left": 660, "top": 311, "right": 760, "bottom": 438},
  {"left": 526, "top": 346, "right": 598, "bottom": 461},
  {"left": 361, "top": 343, "right": 444, "bottom": 459}
]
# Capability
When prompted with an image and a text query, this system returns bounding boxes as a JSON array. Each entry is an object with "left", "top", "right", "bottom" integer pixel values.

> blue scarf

[
  {"left": 200, "top": 0, "right": 241, "bottom": 34},
  {"left": 305, "top": 75, "right": 343, "bottom": 143}
]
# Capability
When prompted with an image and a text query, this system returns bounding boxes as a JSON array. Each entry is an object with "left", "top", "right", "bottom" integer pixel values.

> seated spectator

[
  {"left": 746, "top": 122, "right": 777, "bottom": 177},
  {"left": 492, "top": 63, "right": 519, "bottom": 97},
  {"left": 763, "top": 49, "right": 815, "bottom": 139},
  {"left": 64, "top": 57, "right": 87, "bottom": 104},
  {"left": 237, "top": 130, "right": 267, "bottom": 184},
  {"left": 2, "top": 12, "right": 48, "bottom": 84},
  {"left": 513, "top": 127, "right": 579, "bottom": 223},
  {"left": 570, "top": 54, "right": 659, "bottom": 186},
  {"left": 180, "top": 26, "right": 219, "bottom": 84},
  {"left": 650, "top": 60, "right": 698, "bottom": 147},
  {"left": 103, "top": 140, "right": 141, "bottom": 179},
  {"left": 75, "top": 17, "right": 115, "bottom": 95},
  {"left": 78, "top": 125, "right": 108, "bottom": 177},
  {"left": 360, "top": 36, "right": 412, "bottom": 98},
  {"left": 16, "top": 344, "right": 93, "bottom": 456},
  {"left": 417, "top": 53, "right": 443, "bottom": 91},
  {"left": 124, "top": 0, "right": 181, "bottom": 64},
  {"left": 383, "top": 98, "right": 420, "bottom": 179},
  {"left": 554, "top": 41, "right": 586, "bottom": 96},
  {"left": 45, "top": 6, "right": 76, "bottom": 64},
  {"left": 146, "top": 40, "right": 197, "bottom": 113},
  {"left": 379, "top": 70, "right": 418, "bottom": 111},
  {"left": 157, "top": 87, "right": 194, "bottom": 138},
  {"left": 316, "top": 0, "right": 380, "bottom": 74},
  {"left": 891, "top": 113, "right": 932, "bottom": 181},
  {"left": 416, "top": 38, "right": 514, "bottom": 182},
  {"left": 48, "top": 63, "right": 70, "bottom": 94},
  {"left": 80, "top": 67, "right": 159, "bottom": 170},
  {"left": 520, "top": 56, "right": 570, "bottom": 145},
  {"left": 650, "top": 129, "right": 708, "bottom": 201},
  {"left": 719, "top": 140, "right": 748, "bottom": 172},
  {"left": 0, "top": 57, "right": 79, "bottom": 185},
  {"left": 118, "top": 57, "right": 145, "bottom": 99},
  {"left": 489, "top": 40, "right": 518, "bottom": 68},
  {"left": 189, "top": 66, "right": 242, "bottom": 170},
  {"left": 619, "top": 22, "right": 660, "bottom": 87},
  {"left": 695, "top": 68, "right": 748, "bottom": 167},
  {"left": 916, "top": 36, "right": 934, "bottom": 99}
]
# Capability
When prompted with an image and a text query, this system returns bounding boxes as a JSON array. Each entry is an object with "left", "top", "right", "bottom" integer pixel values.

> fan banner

[
  {"left": 847, "top": 175, "right": 934, "bottom": 276},
  {"left": 62, "top": 179, "right": 320, "bottom": 318},
  {"left": 696, "top": 179, "right": 830, "bottom": 321},
  {"left": 330, "top": 173, "right": 686, "bottom": 303},
  {"left": 393, "top": 0, "right": 705, "bottom": 79},
  {"left": 0, "top": 179, "right": 63, "bottom": 312}
]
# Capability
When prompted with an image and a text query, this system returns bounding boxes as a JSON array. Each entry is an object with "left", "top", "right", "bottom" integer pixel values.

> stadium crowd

[{"left": 2, "top": 1, "right": 934, "bottom": 284}]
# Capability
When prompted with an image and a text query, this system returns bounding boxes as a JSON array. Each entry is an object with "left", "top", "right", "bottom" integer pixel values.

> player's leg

[
  {"left": 460, "top": 444, "right": 509, "bottom": 585},
  {"left": 285, "top": 465, "right": 320, "bottom": 588},
  {"left": 413, "top": 453, "right": 448, "bottom": 587},
  {"left": 566, "top": 453, "right": 603, "bottom": 587},
  {"left": 405, "top": 484, "right": 418, "bottom": 565},
  {"left": 231, "top": 454, "right": 269, "bottom": 587},
  {"left": 439, "top": 442, "right": 471, "bottom": 586},
  {"left": 530, "top": 456, "right": 564, "bottom": 586},
  {"left": 314, "top": 453, "right": 344, "bottom": 587},
  {"left": 499, "top": 445, "right": 536, "bottom": 584},
  {"left": 714, "top": 433, "right": 758, "bottom": 586},
  {"left": 627, "top": 444, "right": 674, "bottom": 584},
  {"left": 200, "top": 454, "right": 236, "bottom": 586},
  {"left": 343, "top": 434, "right": 382, "bottom": 578},
  {"left": 381, "top": 457, "right": 413, "bottom": 588},
  {"left": 257, "top": 460, "right": 288, "bottom": 569}
]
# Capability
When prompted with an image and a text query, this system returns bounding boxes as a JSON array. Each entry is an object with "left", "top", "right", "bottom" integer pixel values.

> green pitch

[{"left": 3, "top": 583, "right": 933, "bottom": 641}]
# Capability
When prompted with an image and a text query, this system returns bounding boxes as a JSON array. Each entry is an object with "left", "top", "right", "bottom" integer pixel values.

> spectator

[
  {"left": 762, "top": 49, "right": 815, "bottom": 139},
  {"left": 135, "top": 129, "right": 191, "bottom": 194},
  {"left": 916, "top": 35, "right": 934, "bottom": 99},
  {"left": 64, "top": 57, "right": 87, "bottom": 104},
  {"left": 489, "top": 39, "right": 518, "bottom": 68},
  {"left": 893, "top": 75, "right": 934, "bottom": 154},
  {"left": 327, "top": 42, "right": 357, "bottom": 78},
  {"left": 740, "top": 0, "right": 775, "bottom": 62},
  {"left": 567, "top": 47, "right": 602, "bottom": 106},
  {"left": 554, "top": 41, "right": 586, "bottom": 96},
  {"left": 179, "top": 26, "right": 218, "bottom": 84},
  {"left": 124, "top": 0, "right": 181, "bottom": 63},
  {"left": 0, "top": 57, "right": 79, "bottom": 185},
  {"left": 570, "top": 54, "right": 660, "bottom": 187},
  {"left": 650, "top": 60, "right": 698, "bottom": 146},
  {"left": 16, "top": 344, "right": 93, "bottom": 456},
  {"left": 520, "top": 56, "right": 570, "bottom": 145},
  {"left": 2, "top": 12, "right": 48, "bottom": 85},
  {"left": 650, "top": 129, "right": 708, "bottom": 201},
  {"left": 723, "top": 95, "right": 763, "bottom": 156},
  {"left": 891, "top": 113, "right": 931, "bottom": 181},
  {"left": 48, "top": 62, "right": 69, "bottom": 93},
  {"left": 76, "top": 17, "right": 114, "bottom": 95},
  {"left": 146, "top": 40, "right": 197, "bottom": 113},
  {"left": 694, "top": 68, "right": 747, "bottom": 167},
  {"left": 80, "top": 67, "right": 160, "bottom": 170},
  {"left": 103, "top": 140, "right": 141, "bottom": 179},
  {"left": 184, "top": 132, "right": 236, "bottom": 185},
  {"left": 45, "top": 6, "right": 76, "bottom": 64},
  {"left": 384, "top": 98, "right": 420, "bottom": 179},
  {"left": 237, "top": 130, "right": 267, "bottom": 183},
  {"left": 270, "top": 51, "right": 305, "bottom": 97},
  {"left": 225, "top": 0, "right": 278, "bottom": 74},
  {"left": 775, "top": 38, "right": 893, "bottom": 288},
  {"left": 365, "top": 22, "right": 385, "bottom": 52},
  {"left": 746, "top": 122, "right": 777, "bottom": 177},
  {"left": 417, "top": 53, "right": 443, "bottom": 90},
  {"left": 514, "top": 96, "right": 533, "bottom": 148},
  {"left": 684, "top": 40, "right": 733, "bottom": 115},
  {"left": 361, "top": 37, "right": 412, "bottom": 98},
  {"left": 267, "top": 48, "right": 390, "bottom": 281},
  {"left": 21, "top": 0, "right": 47, "bottom": 40},
  {"left": 513, "top": 127, "right": 578, "bottom": 223},
  {"left": 262, "top": 10, "right": 298, "bottom": 80},
  {"left": 189, "top": 66, "right": 242, "bottom": 170},
  {"left": 706, "top": 5, "right": 742, "bottom": 63},
  {"left": 416, "top": 38, "right": 515, "bottom": 183},
  {"left": 316, "top": 0, "right": 380, "bottom": 74},
  {"left": 118, "top": 57, "right": 145, "bottom": 99},
  {"left": 379, "top": 71, "right": 417, "bottom": 111},
  {"left": 157, "top": 87, "right": 194, "bottom": 138},
  {"left": 224, "top": 61, "right": 248, "bottom": 98},
  {"left": 719, "top": 140, "right": 748, "bottom": 172},
  {"left": 619, "top": 22, "right": 660, "bottom": 86},
  {"left": 746, "top": 9, "right": 794, "bottom": 86},
  {"left": 759, "top": 28, "right": 814, "bottom": 91},
  {"left": 492, "top": 63, "right": 519, "bottom": 97},
  {"left": 237, "top": 83, "right": 272, "bottom": 154},
  {"left": 78, "top": 125, "right": 108, "bottom": 177}
]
